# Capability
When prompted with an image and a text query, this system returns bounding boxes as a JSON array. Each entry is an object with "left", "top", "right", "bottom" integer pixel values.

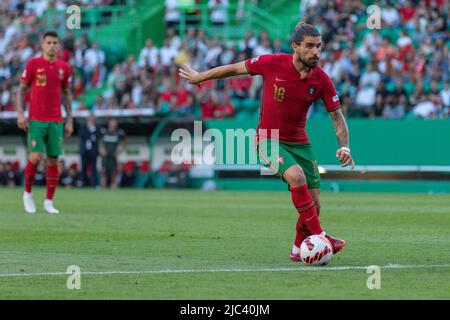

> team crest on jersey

[
  {"left": 308, "top": 85, "right": 315, "bottom": 97},
  {"left": 58, "top": 68, "right": 64, "bottom": 80},
  {"left": 251, "top": 56, "right": 260, "bottom": 64},
  {"left": 31, "top": 140, "right": 36, "bottom": 148}
]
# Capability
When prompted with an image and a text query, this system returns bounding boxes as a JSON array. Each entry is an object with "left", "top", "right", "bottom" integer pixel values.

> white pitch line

[{"left": 0, "top": 264, "right": 449, "bottom": 278}]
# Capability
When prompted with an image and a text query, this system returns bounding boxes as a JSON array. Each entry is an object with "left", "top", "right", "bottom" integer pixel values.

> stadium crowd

[
  {"left": 302, "top": 0, "right": 449, "bottom": 119},
  {"left": 97, "top": 0, "right": 450, "bottom": 119}
]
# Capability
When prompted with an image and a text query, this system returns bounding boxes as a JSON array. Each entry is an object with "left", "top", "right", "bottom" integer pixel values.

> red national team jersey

[
  {"left": 245, "top": 54, "right": 340, "bottom": 143},
  {"left": 20, "top": 56, "right": 72, "bottom": 123}
]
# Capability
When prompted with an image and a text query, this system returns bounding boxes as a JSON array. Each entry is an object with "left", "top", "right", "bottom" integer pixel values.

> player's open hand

[
  {"left": 17, "top": 114, "right": 28, "bottom": 132},
  {"left": 178, "top": 64, "right": 201, "bottom": 86},
  {"left": 65, "top": 121, "right": 73, "bottom": 138},
  {"left": 336, "top": 147, "right": 355, "bottom": 170}
]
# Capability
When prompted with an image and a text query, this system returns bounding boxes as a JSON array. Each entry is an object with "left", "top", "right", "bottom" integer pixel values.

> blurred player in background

[
  {"left": 79, "top": 112, "right": 101, "bottom": 188},
  {"left": 179, "top": 22, "right": 355, "bottom": 261},
  {"left": 100, "top": 118, "right": 127, "bottom": 189},
  {"left": 16, "top": 31, "right": 73, "bottom": 214}
]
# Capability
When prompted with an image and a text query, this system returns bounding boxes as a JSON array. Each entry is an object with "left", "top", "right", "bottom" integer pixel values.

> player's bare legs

[
  {"left": 285, "top": 165, "right": 345, "bottom": 261},
  {"left": 23, "top": 152, "right": 42, "bottom": 214},
  {"left": 43, "top": 156, "right": 60, "bottom": 213}
]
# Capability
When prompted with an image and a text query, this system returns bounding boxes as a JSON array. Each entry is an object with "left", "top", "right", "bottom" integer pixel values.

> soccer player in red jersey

[
  {"left": 16, "top": 31, "right": 73, "bottom": 214},
  {"left": 179, "top": 23, "right": 355, "bottom": 260}
]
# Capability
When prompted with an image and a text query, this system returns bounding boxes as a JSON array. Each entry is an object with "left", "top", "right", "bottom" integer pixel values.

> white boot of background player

[
  {"left": 44, "top": 199, "right": 59, "bottom": 214},
  {"left": 23, "top": 191, "right": 36, "bottom": 214}
]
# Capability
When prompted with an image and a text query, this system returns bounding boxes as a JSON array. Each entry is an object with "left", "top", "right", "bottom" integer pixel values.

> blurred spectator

[
  {"left": 399, "top": 0, "right": 416, "bottom": 27},
  {"left": 212, "top": 89, "right": 234, "bottom": 118},
  {"left": 412, "top": 95, "right": 439, "bottom": 118},
  {"left": 165, "top": 0, "right": 181, "bottom": 28},
  {"left": 92, "top": 94, "right": 107, "bottom": 111},
  {"left": 238, "top": 30, "right": 257, "bottom": 59},
  {"left": 205, "top": 36, "right": 223, "bottom": 68},
  {"left": 372, "top": 94, "right": 385, "bottom": 118},
  {"left": 172, "top": 81, "right": 193, "bottom": 112},
  {"left": 160, "top": 38, "right": 178, "bottom": 69},
  {"left": 174, "top": 42, "right": 192, "bottom": 66},
  {"left": 355, "top": 83, "right": 376, "bottom": 117},
  {"left": 374, "top": 38, "right": 395, "bottom": 62},
  {"left": 0, "top": 161, "right": 20, "bottom": 187},
  {"left": 0, "top": 57, "right": 11, "bottom": 85},
  {"left": 138, "top": 39, "right": 159, "bottom": 71},
  {"left": 440, "top": 82, "right": 450, "bottom": 110},
  {"left": 229, "top": 74, "right": 252, "bottom": 100},
  {"left": 208, "top": 0, "right": 229, "bottom": 26},
  {"left": 58, "top": 160, "right": 82, "bottom": 188},
  {"left": 83, "top": 41, "right": 106, "bottom": 89},
  {"left": 273, "top": 39, "right": 287, "bottom": 54},
  {"left": 383, "top": 95, "right": 406, "bottom": 119},
  {"left": 254, "top": 38, "right": 273, "bottom": 56},
  {"left": 397, "top": 30, "right": 413, "bottom": 56},
  {"left": 359, "top": 63, "right": 381, "bottom": 89},
  {"left": 381, "top": 1, "right": 400, "bottom": 27},
  {"left": 118, "top": 161, "right": 136, "bottom": 187},
  {"left": 166, "top": 27, "right": 181, "bottom": 50}
]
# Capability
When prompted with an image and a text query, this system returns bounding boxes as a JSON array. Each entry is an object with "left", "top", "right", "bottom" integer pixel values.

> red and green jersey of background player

[
  {"left": 244, "top": 53, "right": 340, "bottom": 143},
  {"left": 20, "top": 55, "right": 72, "bottom": 213},
  {"left": 20, "top": 55, "right": 72, "bottom": 122}
]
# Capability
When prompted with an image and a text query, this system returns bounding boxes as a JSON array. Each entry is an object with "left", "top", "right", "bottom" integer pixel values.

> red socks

[
  {"left": 24, "top": 161, "right": 38, "bottom": 193},
  {"left": 290, "top": 184, "right": 323, "bottom": 245},
  {"left": 294, "top": 221, "right": 311, "bottom": 248},
  {"left": 46, "top": 164, "right": 59, "bottom": 200}
]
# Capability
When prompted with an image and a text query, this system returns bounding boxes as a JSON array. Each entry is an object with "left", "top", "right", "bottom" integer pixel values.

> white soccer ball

[{"left": 300, "top": 235, "right": 333, "bottom": 266}]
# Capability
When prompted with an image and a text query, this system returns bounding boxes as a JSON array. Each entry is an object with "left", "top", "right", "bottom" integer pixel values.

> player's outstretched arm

[
  {"left": 330, "top": 108, "right": 355, "bottom": 170},
  {"left": 178, "top": 61, "right": 248, "bottom": 86}
]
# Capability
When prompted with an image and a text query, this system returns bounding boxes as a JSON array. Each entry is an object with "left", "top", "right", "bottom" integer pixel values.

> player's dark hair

[
  {"left": 291, "top": 22, "right": 320, "bottom": 44},
  {"left": 43, "top": 31, "right": 58, "bottom": 39}
]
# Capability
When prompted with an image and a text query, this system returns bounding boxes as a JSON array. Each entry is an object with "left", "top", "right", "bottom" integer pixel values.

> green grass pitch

[{"left": 0, "top": 187, "right": 449, "bottom": 299}]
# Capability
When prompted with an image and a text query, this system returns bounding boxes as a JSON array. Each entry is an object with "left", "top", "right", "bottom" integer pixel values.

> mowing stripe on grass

[{"left": 0, "top": 264, "right": 449, "bottom": 278}]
